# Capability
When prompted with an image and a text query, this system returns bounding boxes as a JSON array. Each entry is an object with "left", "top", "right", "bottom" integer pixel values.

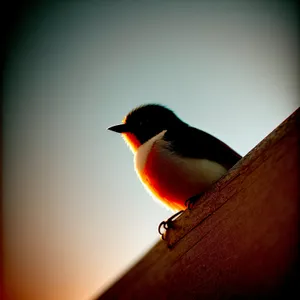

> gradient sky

[{"left": 3, "top": 1, "right": 299, "bottom": 300}]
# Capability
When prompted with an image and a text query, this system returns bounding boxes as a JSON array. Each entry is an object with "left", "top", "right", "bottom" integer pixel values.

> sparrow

[{"left": 108, "top": 104, "right": 241, "bottom": 234}]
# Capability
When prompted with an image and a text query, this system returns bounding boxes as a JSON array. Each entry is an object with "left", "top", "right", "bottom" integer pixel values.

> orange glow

[
  {"left": 140, "top": 172, "right": 186, "bottom": 212},
  {"left": 121, "top": 133, "right": 141, "bottom": 153},
  {"left": 136, "top": 145, "right": 194, "bottom": 212},
  {"left": 140, "top": 171, "right": 187, "bottom": 212},
  {"left": 121, "top": 115, "right": 141, "bottom": 153}
]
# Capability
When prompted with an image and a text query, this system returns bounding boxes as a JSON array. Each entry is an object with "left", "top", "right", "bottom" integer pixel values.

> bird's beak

[{"left": 107, "top": 124, "right": 130, "bottom": 133}]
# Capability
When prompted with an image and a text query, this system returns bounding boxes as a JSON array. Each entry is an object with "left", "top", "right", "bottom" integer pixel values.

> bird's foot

[
  {"left": 158, "top": 210, "right": 184, "bottom": 240},
  {"left": 185, "top": 192, "right": 205, "bottom": 210}
]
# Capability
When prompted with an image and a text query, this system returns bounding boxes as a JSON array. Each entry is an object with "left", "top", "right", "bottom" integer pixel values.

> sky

[{"left": 2, "top": 1, "right": 299, "bottom": 300}]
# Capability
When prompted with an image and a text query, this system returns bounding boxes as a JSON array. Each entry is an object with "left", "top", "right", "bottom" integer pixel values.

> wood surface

[{"left": 97, "top": 108, "right": 299, "bottom": 300}]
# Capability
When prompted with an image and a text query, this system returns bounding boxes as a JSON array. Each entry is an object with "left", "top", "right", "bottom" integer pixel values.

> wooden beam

[{"left": 97, "top": 108, "right": 299, "bottom": 299}]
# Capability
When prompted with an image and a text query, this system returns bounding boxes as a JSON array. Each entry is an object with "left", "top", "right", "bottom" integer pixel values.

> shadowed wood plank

[{"left": 96, "top": 108, "right": 299, "bottom": 300}]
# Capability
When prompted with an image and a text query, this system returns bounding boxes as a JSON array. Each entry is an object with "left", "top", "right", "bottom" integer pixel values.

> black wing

[{"left": 164, "top": 126, "right": 242, "bottom": 170}]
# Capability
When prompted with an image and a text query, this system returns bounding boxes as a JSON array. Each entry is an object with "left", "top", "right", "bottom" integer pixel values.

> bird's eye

[{"left": 139, "top": 119, "right": 149, "bottom": 126}]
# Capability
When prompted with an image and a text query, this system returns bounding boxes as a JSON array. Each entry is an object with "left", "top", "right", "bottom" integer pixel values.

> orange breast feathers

[{"left": 136, "top": 142, "right": 199, "bottom": 212}]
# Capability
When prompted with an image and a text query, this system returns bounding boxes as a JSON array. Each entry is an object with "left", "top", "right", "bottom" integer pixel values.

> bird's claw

[
  {"left": 185, "top": 192, "right": 205, "bottom": 210},
  {"left": 158, "top": 193, "right": 205, "bottom": 239},
  {"left": 158, "top": 221, "right": 167, "bottom": 234},
  {"left": 158, "top": 210, "right": 184, "bottom": 240}
]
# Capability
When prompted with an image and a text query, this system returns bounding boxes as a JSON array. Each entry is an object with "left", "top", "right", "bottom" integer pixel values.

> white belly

[{"left": 134, "top": 131, "right": 227, "bottom": 211}]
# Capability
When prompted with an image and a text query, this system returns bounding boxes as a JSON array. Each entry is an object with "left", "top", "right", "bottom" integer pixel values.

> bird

[{"left": 108, "top": 104, "right": 241, "bottom": 235}]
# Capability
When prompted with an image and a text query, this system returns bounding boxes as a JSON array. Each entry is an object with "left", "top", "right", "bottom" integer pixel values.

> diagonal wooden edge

[{"left": 164, "top": 107, "right": 300, "bottom": 248}]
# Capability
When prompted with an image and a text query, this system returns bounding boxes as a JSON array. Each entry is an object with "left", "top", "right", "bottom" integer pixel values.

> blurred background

[{"left": 2, "top": 0, "right": 298, "bottom": 299}]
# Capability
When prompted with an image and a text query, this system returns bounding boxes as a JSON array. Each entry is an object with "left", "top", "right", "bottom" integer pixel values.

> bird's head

[{"left": 108, "top": 104, "right": 185, "bottom": 153}]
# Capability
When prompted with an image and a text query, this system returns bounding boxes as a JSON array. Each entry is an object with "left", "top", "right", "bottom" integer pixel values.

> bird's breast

[{"left": 134, "top": 131, "right": 227, "bottom": 211}]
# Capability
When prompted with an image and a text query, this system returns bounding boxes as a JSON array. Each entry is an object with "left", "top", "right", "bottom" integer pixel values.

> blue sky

[{"left": 3, "top": 1, "right": 298, "bottom": 299}]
